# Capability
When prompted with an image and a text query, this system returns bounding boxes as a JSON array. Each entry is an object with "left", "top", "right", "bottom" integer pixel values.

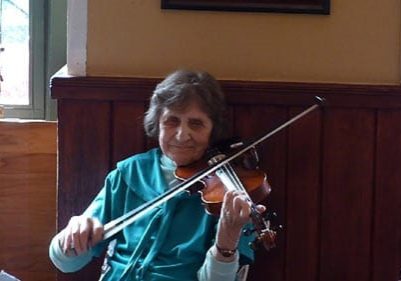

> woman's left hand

[{"left": 215, "top": 190, "right": 265, "bottom": 255}]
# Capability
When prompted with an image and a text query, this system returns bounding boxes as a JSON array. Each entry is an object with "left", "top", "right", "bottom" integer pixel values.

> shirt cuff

[
  {"left": 199, "top": 246, "right": 240, "bottom": 280},
  {"left": 49, "top": 233, "right": 93, "bottom": 273}
]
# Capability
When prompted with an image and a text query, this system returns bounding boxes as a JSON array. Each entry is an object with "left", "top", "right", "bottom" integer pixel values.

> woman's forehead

[
  {"left": 166, "top": 99, "right": 208, "bottom": 115},
  {"left": 161, "top": 102, "right": 211, "bottom": 122}
]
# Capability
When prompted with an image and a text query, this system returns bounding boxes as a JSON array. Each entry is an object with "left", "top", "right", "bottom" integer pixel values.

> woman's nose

[{"left": 176, "top": 125, "right": 191, "bottom": 142}]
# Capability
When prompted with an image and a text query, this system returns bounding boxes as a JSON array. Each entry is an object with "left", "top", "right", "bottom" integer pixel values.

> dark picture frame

[{"left": 161, "top": 0, "right": 330, "bottom": 15}]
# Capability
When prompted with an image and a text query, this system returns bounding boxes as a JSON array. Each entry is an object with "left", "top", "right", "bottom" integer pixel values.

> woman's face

[{"left": 158, "top": 101, "right": 213, "bottom": 166}]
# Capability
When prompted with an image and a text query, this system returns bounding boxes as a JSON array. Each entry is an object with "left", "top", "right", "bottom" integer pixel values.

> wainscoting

[
  {"left": 51, "top": 71, "right": 401, "bottom": 281},
  {"left": 0, "top": 120, "right": 57, "bottom": 281}
]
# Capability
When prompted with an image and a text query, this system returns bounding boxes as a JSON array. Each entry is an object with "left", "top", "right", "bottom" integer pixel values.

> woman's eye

[
  {"left": 189, "top": 120, "right": 204, "bottom": 129},
  {"left": 163, "top": 117, "right": 180, "bottom": 126}
]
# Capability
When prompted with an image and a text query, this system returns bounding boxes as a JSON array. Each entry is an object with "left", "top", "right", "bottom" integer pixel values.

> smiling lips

[{"left": 169, "top": 144, "right": 195, "bottom": 151}]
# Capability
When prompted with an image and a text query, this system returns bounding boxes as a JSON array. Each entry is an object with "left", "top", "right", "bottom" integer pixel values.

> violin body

[{"left": 176, "top": 161, "right": 271, "bottom": 216}]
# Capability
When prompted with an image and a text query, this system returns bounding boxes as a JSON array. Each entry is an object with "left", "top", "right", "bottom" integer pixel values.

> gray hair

[{"left": 144, "top": 69, "right": 228, "bottom": 144}]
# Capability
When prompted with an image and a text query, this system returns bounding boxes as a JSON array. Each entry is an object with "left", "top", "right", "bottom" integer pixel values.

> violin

[
  {"left": 101, "top": 96, "right": 325, "bottom": 251},
  {"left": 175, "top": 144, "right": 278, "bottom": 250}
]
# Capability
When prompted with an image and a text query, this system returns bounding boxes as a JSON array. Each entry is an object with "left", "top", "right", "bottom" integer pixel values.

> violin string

[
  {"left": 219, "top": 163, "right": 267, "bottom": 233},
  {"left": 229, "top": 167, "right": 261, "bottom": 217},
  {"left": 220, "top": 163, "right": 254, "bottom": 203}
]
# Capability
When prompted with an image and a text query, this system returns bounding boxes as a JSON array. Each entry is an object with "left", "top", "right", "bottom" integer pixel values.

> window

[
  {"left": 0, "top": 0, "right": 66, "bottom": 120},
  {"left": 0, "top": 0, "right": 29, "bottom": 106}
]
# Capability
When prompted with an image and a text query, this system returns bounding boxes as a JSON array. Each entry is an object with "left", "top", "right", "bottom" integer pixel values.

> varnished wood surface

[
  {"left": 51, "top": 75, "right": 401, "bottom": 281},
  {"left": 0, "top": 121, "right": 57, "bottom": 281},
  {"left": 373, "top": 110, "right": 401, "bottom": 281}
]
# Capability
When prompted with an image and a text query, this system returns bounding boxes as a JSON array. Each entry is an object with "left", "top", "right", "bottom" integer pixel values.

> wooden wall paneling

[
  {"left": 372, "top": 110, "right": 401, "bottom": 281},
  {"left": 233, "top": 105, "right": 287, "bottom": 281},
  {"left": 320, "top": 108, "right": 375, "bottom": 281},
  {"left": 57, "top": 99, "right": 112, "bottom": 281},
  {"left": 0, "top": 121, "right": 57, "bottom": 281},
  {"left": 285, "top": 108, "right": 321, "bottom": 281},
  {"left": 51, "top": 73, "right": 401, "bottom": 281},
  {"left": 112, "top": 101, "right": 147, "bottom": 165},
  {"left": 224, "top": 104, "right": 235, "bottom": 139}
]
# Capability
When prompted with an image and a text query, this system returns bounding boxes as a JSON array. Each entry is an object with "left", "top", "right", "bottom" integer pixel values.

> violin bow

[{"left": 102, "top": 96, "right": 325, "bottom": 240}]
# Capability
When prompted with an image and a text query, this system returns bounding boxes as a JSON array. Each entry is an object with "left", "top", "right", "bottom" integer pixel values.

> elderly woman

[{"left": 49, "top": 70, "right": 264, "bottom": 281}]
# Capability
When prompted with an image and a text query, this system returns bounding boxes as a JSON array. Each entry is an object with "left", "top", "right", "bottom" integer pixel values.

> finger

[
  {"left": 61, "top": 229, "right": 70, "bottom": 254},
  {"left": 232, "top": 193, "right": 251, "bottom": 215},
  {"left": 220, "top": 191, "right": 235, "bottom": 217},
  {"left": 222, "top": 191, "right": 253, "bottom": 227},
  {"left": 71, "top": 218, "right": 84, "bottom": 254},
  {"left": 222, "top": 190, "right": 236, "bottom": 209},
  {"left": 238, "top": 203, "right": 251, "bottom": 222},
  {"left": 219, "top": 191, "right": 235, "bottom": 225},
  {"left": 78, "top": 217, "right": 93, "bottom": 252},
  {"left": 63, "top": 221, "right": 77, "bottom": 256},
  {"left": 90, "top": 219, "right": 104, "bottom": 247}
]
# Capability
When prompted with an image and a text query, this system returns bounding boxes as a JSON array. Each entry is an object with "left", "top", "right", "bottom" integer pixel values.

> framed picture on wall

[{"left": 161, "top": 0, "right": 330, "bottom": 15}]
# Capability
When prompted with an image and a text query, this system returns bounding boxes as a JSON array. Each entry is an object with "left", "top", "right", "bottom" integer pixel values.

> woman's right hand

[{"left": 59, "top": 215, "right": 104, "bottom": 256}]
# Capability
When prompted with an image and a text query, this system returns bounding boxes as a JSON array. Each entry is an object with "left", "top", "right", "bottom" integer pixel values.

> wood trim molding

[{"left": 51, "top": 73, "right": 401, "bottom": 109}]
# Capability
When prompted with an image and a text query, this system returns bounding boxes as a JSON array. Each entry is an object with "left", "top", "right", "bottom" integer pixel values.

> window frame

[{"left": 2, "top": 0, "right": 66, "bottom": 120}]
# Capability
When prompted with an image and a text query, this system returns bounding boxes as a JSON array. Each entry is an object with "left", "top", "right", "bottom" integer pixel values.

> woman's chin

[
  {"left": 165, "top": 148, "right": 204, "bottom": 166},
  {"left": 174, "top": 158, "right": 194, "bottom": 167},
  {"left": 171, "top": 154, "right": 199, "bottom": 167}
]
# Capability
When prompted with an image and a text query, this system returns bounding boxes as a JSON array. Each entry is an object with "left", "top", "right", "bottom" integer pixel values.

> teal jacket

[{"left": 50, "top": 148, "right": 255, "bottom": 280}]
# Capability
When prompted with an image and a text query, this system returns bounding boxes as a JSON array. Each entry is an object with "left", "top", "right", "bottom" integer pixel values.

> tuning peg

[{"left": 247, "top": 228, "right": 278, "bottom": 251}]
